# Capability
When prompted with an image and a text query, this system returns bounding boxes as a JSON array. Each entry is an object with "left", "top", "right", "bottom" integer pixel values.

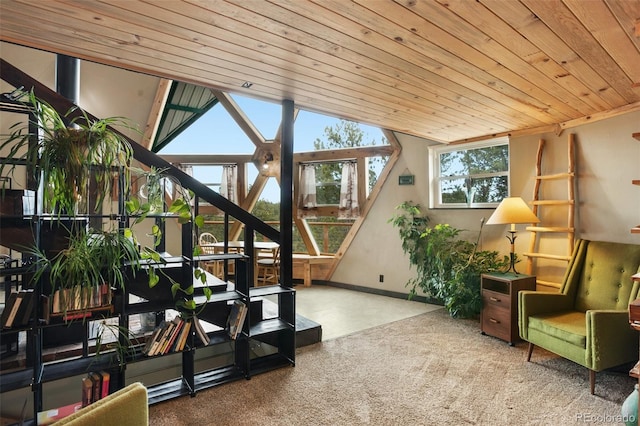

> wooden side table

[{"left": 481, "top": 273, "right": 536, "bottom": 345}]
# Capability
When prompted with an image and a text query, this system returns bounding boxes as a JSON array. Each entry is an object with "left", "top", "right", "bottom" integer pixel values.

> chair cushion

[
  {"left": 528, "top": 311, "right": 586, "bottom": 348},
  {"left": 574, "top": 241, "right": 640, "bottom": 312}
]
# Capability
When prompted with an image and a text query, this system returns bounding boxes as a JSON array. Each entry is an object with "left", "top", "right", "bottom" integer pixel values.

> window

[
  {"left": 313, "top": 161, "right": 345, "bottom": 205},
  {"left": 429, "top": 138, "right": 509, "bottom": 208}
]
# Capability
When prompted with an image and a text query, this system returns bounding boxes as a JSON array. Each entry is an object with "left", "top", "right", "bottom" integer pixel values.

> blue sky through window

[{"left": 160, "top": 94, "right": 385, "bottom": 202}]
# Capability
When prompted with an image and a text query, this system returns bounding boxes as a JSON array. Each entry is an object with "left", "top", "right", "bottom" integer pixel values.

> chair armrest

[
  {"left": 586, "top": 310, "right": 639, "bottom": 370},
  {"left": 54, "top": 382, "right": 148, "bottom": 426},
  {"left": 518, "top": 291, "right": 573, "bottom": 340}
]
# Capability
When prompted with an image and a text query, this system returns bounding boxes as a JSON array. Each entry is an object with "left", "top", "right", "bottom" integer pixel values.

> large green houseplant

[
  {"left": 389, "top": 201, "right": 508, "bottom": 318},
  {"left": 1, "top": 91, "right": 212, "bottom": 367},
  {"left": 1, "top": 90, "right": 138, "bottom": 310},
  {"left": 0, "top": 89, "right": 133, "bottom": 215},
  {"left": 1, "top": 91, "right": 209, "bottom": 316}
]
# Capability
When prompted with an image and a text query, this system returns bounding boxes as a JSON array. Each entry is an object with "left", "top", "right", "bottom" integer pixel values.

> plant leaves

[
  {"left": 203, "top": 287, "right": 212, "bottom": 300},
  {"left": 148, "top": 271, "right": 159, "bottom": 288},
  {"left": 194, "top": 215, "right": 205, "bottom": 228}
]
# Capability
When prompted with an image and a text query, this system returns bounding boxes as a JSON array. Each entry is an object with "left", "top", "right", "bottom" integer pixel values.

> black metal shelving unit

[{"left": 0, "top": 92, "right": 295, "bottom": 424}]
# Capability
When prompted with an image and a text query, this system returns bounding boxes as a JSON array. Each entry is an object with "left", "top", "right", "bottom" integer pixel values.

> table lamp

[{"left": 486, "top": 197, "right": 540, "bottom": 274}]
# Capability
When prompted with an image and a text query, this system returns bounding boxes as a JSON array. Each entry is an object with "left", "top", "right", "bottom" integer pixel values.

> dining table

[{"left": 209, "top": 240, "right": 279, "bottom": 287}]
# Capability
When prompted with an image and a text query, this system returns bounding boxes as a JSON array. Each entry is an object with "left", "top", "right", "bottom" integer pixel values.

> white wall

[
  {"left": 1, "top": 42, "right": 158, "bottom": 144},
  {"left": 332, "top": 110, "right": 640, "bottom": 294},
  {"left": 1, "top": 43, "right": 170, "bottom": 251}
]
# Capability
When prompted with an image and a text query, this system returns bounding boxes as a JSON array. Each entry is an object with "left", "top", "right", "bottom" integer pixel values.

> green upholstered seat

[
  {"left": 53, "top": 382, "right": 148, "bottom": 425},
  {"left": 519, "top": 239, "right": 640, "bottom": 395}
]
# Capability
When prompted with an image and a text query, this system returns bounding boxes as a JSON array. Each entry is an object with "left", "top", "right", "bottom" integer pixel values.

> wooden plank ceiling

[{"left": 1, "top": 0, "right": 639, "bottom": 143}]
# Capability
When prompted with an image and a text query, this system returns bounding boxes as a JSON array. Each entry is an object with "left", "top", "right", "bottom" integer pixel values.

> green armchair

[{"left": 519, "top": 239, "right": 640, "bottom": 394}]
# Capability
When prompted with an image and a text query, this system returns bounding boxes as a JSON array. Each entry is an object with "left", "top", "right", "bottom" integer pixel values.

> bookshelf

[
  {"left": 0, "top": 107, "right": 294, "bottom": 423},
  {"left": 0, "top": 206, "right": 295, "bottom": 421},
  {"left": 0, "top": 91, "right": 295, "bottom": 423}
]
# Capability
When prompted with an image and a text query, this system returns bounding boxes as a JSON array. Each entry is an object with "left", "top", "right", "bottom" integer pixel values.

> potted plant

[
  {"left": 0, "top": 89, "right": 133, "bottom": 215},
  {"left": 389, "top": 201, "right": 508, "bottom": 318},
  {"left": 29, "top": 226, "right": 140, "bottom": 317},
  {"left": 1, "top": 91, "right": 210, "bottom": 357}
]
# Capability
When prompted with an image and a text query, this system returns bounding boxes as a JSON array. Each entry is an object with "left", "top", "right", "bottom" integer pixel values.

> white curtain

[
  {"left": 338, "top": 161, "right": 359, "bottom": 219},
  {"left": 297, "top": 164, "right": 318, "bottom": 219},
  {"left": 220, "top": 165, "right": 238, "bottom": 204},
  {"left": 173, "top": 163, "right": 194, "bottom": 202}
]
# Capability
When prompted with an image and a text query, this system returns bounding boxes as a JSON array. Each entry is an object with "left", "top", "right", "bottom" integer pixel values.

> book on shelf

[
  {"left": 6, "top": 291, "right": 24, "bottom": 328},
  {"left": 174, "top": 319, "right": 191, "bottom": 352},
  {"left": 154, "top": 321, "right": 174, "bottom": 356},
  {"left": 91, "top": 284, "right": 101, "bottom": 307},
  {"left": 89, "top": 371, "right": 102, "bottom": 403},
  {"left": 52, "top": 289, "right": 60, "bottom": 314},
  {"left": 147, "top": 320, "right": 169, "bottom": 357},
  {"left": 100, "top": 283, "right": 112, "bottom": 306},
  {"left": 143, "top": 317, "right": 188, "bottom": 356},
  {"left": 1, "top": 291, "right": 19, "bottom": 328},
  {"left": 99, "top": 370, "right": 110, "bottom": 399},
  {"left": 79, "top": 370, "right": 109, "bottom": 409},
  {"left": 81, "top": 376, "right": 93, "bottom": 408},
  {"left": 193, "top": 315, "right": 210, "bottom": 346},
  {"left": 143, "top": 320, "right": 165, "bottom": 355},
  {"left": 71, "top": 286, "right": 82, "bottom": 311},
  {"left": 0, "top": 291, "right": 18, "bottom": 327},
  {"left": 1, "top": 290, "right": 38, "bottom": 328},
  {"left": 169, "top": 320, "right": 184, "bottom": 353},
  {"left": 17, "top": 289, "right": 35, "bottom": 326},
  {"left": 226, "top": 300, "right": 248, "bottom": 340},
  {"left": 160, "top": 317, "right": 182, "bottom": 355},
  {"left": 50, "top": 284, "right": 113, "bottom": 315}
]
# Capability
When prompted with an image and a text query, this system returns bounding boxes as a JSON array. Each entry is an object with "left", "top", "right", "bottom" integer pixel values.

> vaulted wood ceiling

[{"left": 1, "top": 0, "right": 639, "bottom": 143}]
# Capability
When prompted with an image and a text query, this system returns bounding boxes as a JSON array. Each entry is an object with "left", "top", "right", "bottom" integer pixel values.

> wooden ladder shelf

[
  {"left": 632, "top": 132, "right": 640, "bottom": 234},
  {"left": 524, "top": 134, "right": 576, "bottom": 290}
]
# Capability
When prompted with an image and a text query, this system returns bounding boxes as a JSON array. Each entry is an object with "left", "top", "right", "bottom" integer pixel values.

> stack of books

[
  {"left": 81, "top": 371, "right": 111, "bottom": 408},
  {"left": 1, "top": 289, "right": 35, "bottom": 329},
  {"left": 51, "top": 283, "right": 112, "bottom": 315},
  {"left": 143, "top": 316, "right": 192, "bottom": 356}
]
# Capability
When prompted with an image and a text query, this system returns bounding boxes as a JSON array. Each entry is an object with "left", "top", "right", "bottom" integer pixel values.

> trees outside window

[
  {"left": 312, "top": 119, "right": 388, "bottom": 204},
  {"left": 429, "top": 139, "right": 509, "bottom": 208}
]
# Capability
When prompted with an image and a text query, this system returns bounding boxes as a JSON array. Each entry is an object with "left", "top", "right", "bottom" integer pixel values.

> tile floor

[{"left": 293, "top": 285, "right": 442, "bottom": 341}]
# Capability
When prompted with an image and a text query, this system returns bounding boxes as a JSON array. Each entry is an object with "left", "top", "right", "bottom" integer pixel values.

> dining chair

[
  {"left": 256, "top": 246, "right": 280, "bottom": 286},
  {"left": 198, "top": 232, "right": 222, "bottom": 278}
]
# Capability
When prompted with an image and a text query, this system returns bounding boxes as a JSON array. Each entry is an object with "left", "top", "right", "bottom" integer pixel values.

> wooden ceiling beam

[
  {"left": 211, "top": 90, "right": 266, "bottom": 149},
  {"left": 141, "top": 78, "right": 172, "bottom": 150}
]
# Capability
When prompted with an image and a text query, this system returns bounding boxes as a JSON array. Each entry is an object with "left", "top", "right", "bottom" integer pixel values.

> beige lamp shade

[{"left": 486, "top": 197, "right": 540, "bottom": 228}]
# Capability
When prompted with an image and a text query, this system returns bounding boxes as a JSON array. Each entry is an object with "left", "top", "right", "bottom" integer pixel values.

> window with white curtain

[
  {"left": 297, "top": 163, "right": 318, "bottom": 219},
  {"left": 220, "top": 164, "right": 237, "bottom": 204},
  {"left": 338, "top": 161, "right": 359, "bottom": 219}
]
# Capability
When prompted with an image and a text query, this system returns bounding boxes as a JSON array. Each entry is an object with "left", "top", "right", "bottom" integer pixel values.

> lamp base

[
  {"left": 505, "top": 252, "right": 519, "bottom": 274},
  {"left": 503, "top": 231, "right": 520, "bottom": 275}
]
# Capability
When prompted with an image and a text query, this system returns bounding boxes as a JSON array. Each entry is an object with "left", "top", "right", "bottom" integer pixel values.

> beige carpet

[{"left": 148, "top": 308, "right": 636, "bottom": 425}]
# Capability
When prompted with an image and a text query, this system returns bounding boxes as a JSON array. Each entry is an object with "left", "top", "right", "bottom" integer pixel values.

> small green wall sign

[{"left": 398, "top": 175, "right": 414, "bottom": 185}]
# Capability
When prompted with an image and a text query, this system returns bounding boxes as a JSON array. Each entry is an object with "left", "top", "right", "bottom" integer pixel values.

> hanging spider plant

[
  {"left": 0, "top": 89, "right": 134, "bottom": 215},
  {"left": 29, "top": 225, "right": 141, "bottom": 316}
]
